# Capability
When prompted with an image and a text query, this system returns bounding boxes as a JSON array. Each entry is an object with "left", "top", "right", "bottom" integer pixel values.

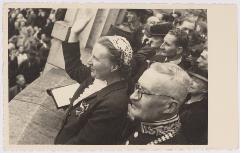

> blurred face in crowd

[
  {"left": 41, "top": 34, "right": 47, "bottom": 42},
  {"left": 155, "top": 13, "right": 164, "bottom": 22},
  {"left": 128, "top": 68, "right": 178, "bottom": 122},
  {"left": 14, "top": 21, "right": 20, "bottom": 29},
  {"left": 146, "top": 16, "right": 160, "bottom": 26},
  {"left": 46, "top": 18, "right": 51, "bottom": 24},
  {"left": 160, "top": 33, "right": 180, "bottom": 57},
  {"left": 39, "top": 10, "right": 46, "bottom": 17},
  {"left": 18, "top": 46, "right": 24, "bottom": 53},
  {"left": 20, "top": 21, "right": 25, "bottom": 27},
  {"left": 11, "top": 13, "right": 16, "bottom": 19},
  {"left": 15, "top": 9, "right": 20, "bottom": 15},
  {"left": 196, "top": 49, "right": 208, "bottom": 71},
  {"left": 41, "top": 11, "right": 46, "bottom": 17},
  {"left": 142, "top": 35, "right": 163, "bottom": 48},
  {"left": 178, "top": 20, "right": 195, "bottom": 35},
  {"left": 17, "top": 13, "right": 23, "bottom": 19},
  {"left": 149, "top": 36, "right": 164, "bottom": 48},
  {"left": 126, "top": 11, "right": 139, "bottom": 23},
  {"left": 87, "top": 43, "right": 116, "bottom": 81},
  {"left": 8, "top": 43, "right": 16, "bottom": 51},
  {"left": 9, "top": 49, "right": 18, "bottom": 58},
  {"left": 189, "top": 76, "right": 207, "bottom": 95},
  {"left": 16, "top": 75, "right": 26, "bottom": 87},
  {"left": 142, "top": 24, "right": 164, "bottom": 48},
  {"left": 33, "top": 26, "right": 39, "bottom": 32},
  {"left": 30, "top": 10, "right": 35, "bottom": 15},
  {"left": 51, "top": 9, "right": 56, "bottom": 14}
]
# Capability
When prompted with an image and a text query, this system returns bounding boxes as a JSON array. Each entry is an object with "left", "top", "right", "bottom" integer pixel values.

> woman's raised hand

[
  {"left": 68, "top": 14, "right": 93, "bottom": 42},
  {"left": 71, "top": 15, "right": 92, "bottom": 34}
]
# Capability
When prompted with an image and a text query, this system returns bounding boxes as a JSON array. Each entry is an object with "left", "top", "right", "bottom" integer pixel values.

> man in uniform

[{"left": 125, "top": 62, "right": 192, "bottom": 145}]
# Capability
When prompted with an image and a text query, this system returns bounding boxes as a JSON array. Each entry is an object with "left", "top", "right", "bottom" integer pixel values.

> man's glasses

[{"left": 134, "top": 83, "right": 179, "bottom": 103}]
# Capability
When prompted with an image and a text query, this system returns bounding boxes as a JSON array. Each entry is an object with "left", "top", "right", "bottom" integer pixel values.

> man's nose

[
  {"left": 146, "top": 39, "right": 152, "bottom": 46},
  {"left": 142, "top": 38, "right": 148, "bottom": 45},
  {"left": 130, "top": 90, "right": 139, "bottom": 101},
  {"left": 160, "top": 42, "right": 165, "bottom": 49},
  {"left": 196, "top": 57, "right": 201, "bottom": 63},
  {"left": 185, "top": 29, "right": 190, "bottom": 35}
]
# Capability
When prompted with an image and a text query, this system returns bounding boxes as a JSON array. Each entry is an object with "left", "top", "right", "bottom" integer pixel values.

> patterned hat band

[{"left": 106, "top": 36, "right": 133, "bottom": 66}]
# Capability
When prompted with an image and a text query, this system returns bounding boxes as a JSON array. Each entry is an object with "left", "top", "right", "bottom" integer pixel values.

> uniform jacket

[
  {"left": 54, "top": 42, "right": 130, "bottom": 145},
  {"left": 122, "top": 116, "right": 188, "bottom": 145}
]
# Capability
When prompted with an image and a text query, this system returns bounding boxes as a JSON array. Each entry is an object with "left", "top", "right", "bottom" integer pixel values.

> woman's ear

[{"left": 110, "top": 65, "right": 119, "bottom": 72}]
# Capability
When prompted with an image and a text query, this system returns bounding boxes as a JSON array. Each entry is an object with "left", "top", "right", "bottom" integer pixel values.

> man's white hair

[{"left": 149, "top": 62, "right": 192, "bottom": 103}]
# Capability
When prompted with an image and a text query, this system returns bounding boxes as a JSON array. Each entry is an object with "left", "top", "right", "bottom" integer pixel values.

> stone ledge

[{"left": 9, "top": 68, "right": 76, "bottom": 144}]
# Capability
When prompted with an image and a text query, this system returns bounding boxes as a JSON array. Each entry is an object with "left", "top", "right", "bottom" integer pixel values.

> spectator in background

[
  {"left": 141, "top": 21, "right": 173, "bottom": 48},
  {"left": 9, "top": 74, "right": 27, "bottom": 101},
  {"left": 8, "top": 13, "right": 18, "bottom": 39},
  {"left": 8, "top": 44, "right": 18, "bottom": 88},
  {"left": 180, "top": 48, "right": 208, "bottom": 144},
  {"left": 55, "top": 9, "right": 67, "bottom": 21},
  {"left": 18, "top": 52, "right": 40, "bottom": 84},
  {"left": 36, "top": 9, "right": 47, "bottom": 28},
  {"left": 195, "top": 20, "right": 207, "bottom": 41},
  {"left": 133, "top": 28, "right": 190, "bottom": 85},
  {"left": 49, "top": 9, "right": 56, "bottom": 22},
  {"left": 130, "top": 22, "right": 172, "bottom": 82},
  {"left": 185, "top": 32, "right": 206, "bottom": 66},
  {"left": 158, "top": 29, "right": 191, "bottom": 69},
  {"left": 195, "top": 47, "right": 208, "bottom": 78},
  {"left": 16, "top": 45, "right": 28, "bottom": 66},
  {"left": 155, "top": 13, "right": 165, "bottom": 23},
  {"left": 175, "top": 15, "right": 197, "bottom": 35},
  {"left": 8, "top": 8, "right": 57, "bottom": 101},
  {"left": 108, "top": 9, "right": 153, "bottom": 52},
  {"left": 20, "top": 8, "right": 27, "bottom": 18},
  {"left": 26, "top": 9, "right": 37, "bottom": 27},
  {"left": 145, "top": 16, "right": 160, "bottom": 27},
  {"left": 41, "top": 18, "right": 54, "bottom": 37}
]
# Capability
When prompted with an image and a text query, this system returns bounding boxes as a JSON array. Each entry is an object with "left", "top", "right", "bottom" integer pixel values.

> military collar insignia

[{"left": 140, "top": 114, "right": 181, "bottom": 137}]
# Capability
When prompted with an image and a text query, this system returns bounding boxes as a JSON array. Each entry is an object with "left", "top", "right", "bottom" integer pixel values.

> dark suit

[
  {"left": 54, "top": 42, "right": 130, "bottom": 145},
  {"left": 180, "top": 95, "right": 208, "bottom": 144}
]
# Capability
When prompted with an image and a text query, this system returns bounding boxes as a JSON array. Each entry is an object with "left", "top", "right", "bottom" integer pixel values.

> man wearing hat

[
  {"left": 124, "top": 62, "right": 192, "bottom": 145},
  {"left": 132, "top": 28, "right": 191, "bottom": 85},
  {"left": 141, "top": 21, "right": 173, "bottom": 48}
]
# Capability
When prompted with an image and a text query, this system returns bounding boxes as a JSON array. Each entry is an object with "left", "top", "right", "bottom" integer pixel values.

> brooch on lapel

[{"left": 75, "top": 101, "right": 89, "bottom": 117}]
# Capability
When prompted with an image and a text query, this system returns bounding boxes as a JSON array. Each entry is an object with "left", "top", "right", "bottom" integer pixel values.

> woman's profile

[{"left": 54, "top": 16, "right": 133, "bottom": 145}]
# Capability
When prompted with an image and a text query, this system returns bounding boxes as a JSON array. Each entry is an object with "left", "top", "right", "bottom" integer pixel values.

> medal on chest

[{"left": 75, "top": 101, "right": 89, "bottom": 117}]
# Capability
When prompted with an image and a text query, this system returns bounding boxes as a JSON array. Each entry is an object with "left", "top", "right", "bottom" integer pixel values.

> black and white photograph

[{"left": 5, "top": 4, "right": 235, "bottom": 147}]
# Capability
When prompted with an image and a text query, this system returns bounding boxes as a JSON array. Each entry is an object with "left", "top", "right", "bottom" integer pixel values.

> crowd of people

[
  {"left": 8, "top": 8, "right": 67, "bottom": 101},
  {"left": 8, "top": 8, "right": 208, "bottom": 145},
  {"left": 54, "top": 9, "right": 208, "bottom": 145}
]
